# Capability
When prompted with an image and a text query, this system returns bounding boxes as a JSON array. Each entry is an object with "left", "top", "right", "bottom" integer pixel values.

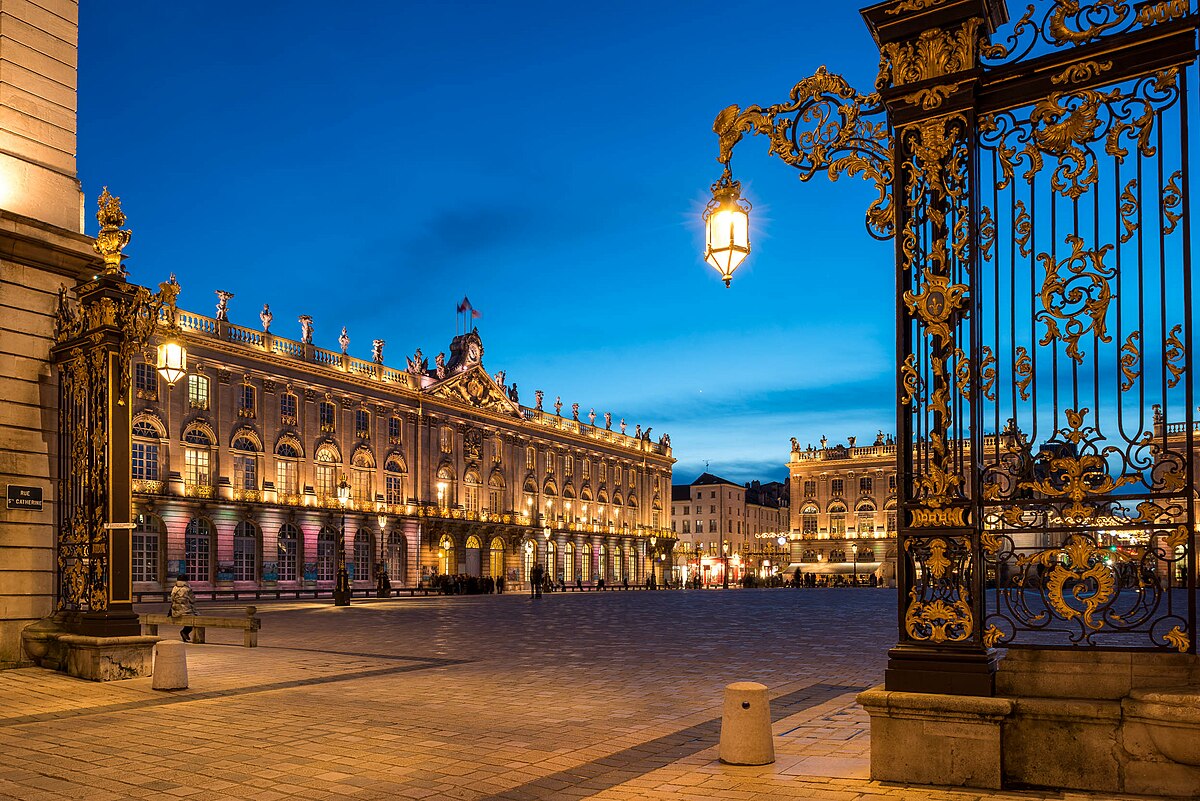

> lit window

[
  {"left": 319, "top": 401, "right": 336, "bottom": 433},
  {"left": 132, "top": 514, "right": 161, "bottom": 583},
  {"left": 356, "top": 409, "right": 370, "bottom": 438},
  {"left": 134, "top": 363, "right": 157, "bottom": 397},
  {"left": 831, "top": 478, "right": 844, "bottom": 497},
  {"left": 233, "top": 521, "right": 257, "bottom": 582},
  {"left": 238, "top": 383, "right": 256, "bottom": 418},
  {"left": 389, "top": 416, "right": 402, "bottom": 444},
  {"left": 280, "top": 393, "right": 297, "bottom": 426},
  {"left": 526, "top": 446, "right": 535, "bottom": 469},
  {"left": 859, "top": 477, "right": 873, "bottom": 495},
  {"left": 804, "top": 479, "right": 817, "bottom": 497},
  {"left": 187, "top": 374, "right": 209, "bottom": 409}
]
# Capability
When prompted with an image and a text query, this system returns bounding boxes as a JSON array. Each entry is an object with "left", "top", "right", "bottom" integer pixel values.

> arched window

[
  {"left": 488, "top": 471, "right": 505, "bottom": 513},
  {"left": 317, "top": 527, "right": 338, "bottom": 581},
  {"left": 132, "top": 513, "right": 162, "bottom": 584},
  {"left": 546, "top": 539, "right": 557, "bottom": 579},
  {"left": 275, "top": 435, "right": 303, "bottom": 497},
  {"left": 385, "top": 454, "right": 407, "bottom": 505},
  {"left": 233, "top": 521, "right": 258, "bottom": 582},
  {"left": 489, "top": 537, "right": 505, "bottom": 578},
  {"left": 801, "top": 504, "right": 819, "bottom": 536},
  {"left": 463, "top": 470, "right": 481, "bottom": 514},
  {"left": 565, "top": 541, "right": 575, "bottom": 583},
  {"left": 828, "top": 502, "right": 847, "bottom": 536},
  {"left": 182, "top": 425, "right": 214, "bottom": 489},
  {"left": 598, "top": 544, "right": 607, "bottom": 580},
  {"left": 231, "top": 433, "right": 261, "bottom": 495},
  {"left": 351, "top": 447, "right": 374, "bottom": 503},
  {"left": 439, "top": 534, "right": 455, "bottom": 575},
  {"left": 465, "top": 534, "right": 482, "bottom": 576},
  {"left": 436, "top": 465, "right": 456, "bottom": 508},
  {"left": 856, "top": 546, "right": 875, "bottom": 561},
  {"left": 354, "top": 528, "right": 373, "bottom": 582},
  {"left": 277, "top": 524, "right": 300, "bottom": 582},
  {"left": 131, "top": 419, "right": 162, "bottom": 487},
  {"left": 627, "top": 550, "right": 637, "bottom": 582},
  {"left": 855, "top": 501, "right": 876, "bottom": 538},
  {"left": 582, "top": 543, "right": 593, "bottom": 582},
  {"left": 184, "top": 518, "right": 213, "bottom": 583},
  {"left": 521, "top": 539, "right": 534, "bottom": 581},
  {"left": 315, "top": 443, "right": 341, "bottom": 499},
  {"left": 386, "top": 530, "right": 406, "bottom": 584},
  {"left": 616, "top": 546, "right": 625, "bottom": 580}
]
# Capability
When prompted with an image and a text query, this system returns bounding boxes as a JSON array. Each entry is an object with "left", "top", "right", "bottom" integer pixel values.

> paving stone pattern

[{"left": 0, "top": 590, "right": 1159, "bottom": 800}]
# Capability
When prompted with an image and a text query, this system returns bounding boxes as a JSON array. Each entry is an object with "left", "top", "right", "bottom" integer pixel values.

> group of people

[
  {"left": 790, "top": 569, "right": 880, "bottom": 588},
  {"left": 527, "top": 563, "right": 648, "bottom": 597},
  {"left": 428, "top": 573, "right": 506, "bottom": 595}
]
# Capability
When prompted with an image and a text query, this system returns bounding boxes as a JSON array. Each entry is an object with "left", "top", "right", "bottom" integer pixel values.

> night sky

[{"left": 77, "top": 1, "right": 894, "bottom": 484}]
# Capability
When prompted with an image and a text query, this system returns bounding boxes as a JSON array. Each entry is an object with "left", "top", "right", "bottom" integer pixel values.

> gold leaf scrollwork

[
  {"left": 885, "top": 0, "right": 948, "bottom": 14},
  {"left": 1015, "top": 346, "right": 1033, "bottom": 400},
  {"left": 1119, "top": 332, "right": 1141, "bottom": 392},
  {"left": 901, "top": 85, "right": 954, "bottom": 110},
  {"left": 1163, "top": 625, "right": 1190, "bottom": 653},
  {"left": 1048, "top": 0, "right": 1131, "bottom": 45},
  {"left": 980, "top": 345, "right": 997, "bottom": 401},
  {"left": 979, "top": 205, "right": 996, "bottom": 264},
  {"left": 1165, "top": 324, "right": 1185, "bottom": 388},
  {"left": 905, "top": 591, "right": 974, "bottom": 644},
  {"left": 927, "top": 538, "right": 951, "bottom": 578},
  {"left": 1036, "top": 234, "right": 1115, "bottom": 364},
  {"left": 1022, "top": 534, "right": 1118, "bottom": 632},
  {"left": 1119, "top": 178, "right": 1138, "bottom": 243},
  {"left": 1050, "top": 60, "right": 1113, "bottom": 86},
  {"left": 1014, "top": 200, "right": 1033, "bottom": 257},
  {"left": 981, "top": 531, "right": 1004, "bottom": 556},
  {"left": 983, "top": 623, "right": 1008, "bottom": 648},
  {"left": 954, "top": 348, "right": 971, "bottom": 400},
  {"left": 1020, "top": 408, "right": 1137, "bottom": 522},
  {"left": 900, "top": 353, "right": 920, "bottom": 406},
  {"left": 1163, "top": 170, "right": 1183, "bottom": 236},
  {"left": 1138, "top": 0, "right": 1190, "bottom": 26}
]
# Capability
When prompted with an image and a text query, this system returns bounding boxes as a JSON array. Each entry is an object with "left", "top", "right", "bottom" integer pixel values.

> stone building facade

[
  {"left": 669, "top": 472, "right": 789, "bottom": 585},
  {"left": 0, "top": 0, "right": 94, "bottom": 666},
  {"left": 787, "top": 435, "right": 899, "bottom": 582},
  {"left": 128, "top": 294, "right": 675, "bottom": 594}
]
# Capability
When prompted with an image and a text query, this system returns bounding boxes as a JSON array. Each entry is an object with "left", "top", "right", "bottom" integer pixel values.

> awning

[{"left": 784, "top": 561, "right": 883, "bottom": 575}]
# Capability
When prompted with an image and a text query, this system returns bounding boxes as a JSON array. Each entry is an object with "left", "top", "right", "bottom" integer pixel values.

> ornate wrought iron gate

[{"left": 712, "top": 0, "right": 1196, "bottom": 693}]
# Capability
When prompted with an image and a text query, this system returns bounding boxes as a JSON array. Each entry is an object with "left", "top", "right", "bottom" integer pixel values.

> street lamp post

[
  {"left": 377, "top": 510, "right": 390, "bottom": 598},
  {"left": 722, "top": 541, "right": 730, "bottom": 590},
  {"left": 852, "top": 542, "right": 859, "bottom": 587},
  {"left": 648, "top": 535, "right": 657, "bottom": 589},
  {"left": 334, "top": 475, "right": 351, "bottom": 606}
]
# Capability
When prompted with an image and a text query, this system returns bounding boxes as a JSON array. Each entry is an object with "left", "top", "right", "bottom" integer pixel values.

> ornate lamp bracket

[{"left": 711, "top": 66, "right": 895, "bottom": 240}]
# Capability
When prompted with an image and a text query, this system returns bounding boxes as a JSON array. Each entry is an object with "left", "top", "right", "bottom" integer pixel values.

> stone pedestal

[
  {"left": 58, "top": 634, "right": 160, "bottom": 681},
  {"left": 858, "top": 687, "right": 1011, "bottom": 789},
  {"left": 860, "top": 650, "right": 1200, "bottom": 796}
]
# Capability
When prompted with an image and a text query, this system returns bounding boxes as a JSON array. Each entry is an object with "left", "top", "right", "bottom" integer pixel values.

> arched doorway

[
  {"left": 465, "top": 535, "right": 482, "bottom": 576},
  {"left": 489, "top": 537, "right": 505, "bottom": 578},
  {"left": 438, "top": 534, "right": 455, "bottom": 576},
  {"left": 386, "top": 531, "right": 405, "bottom": 585},
  {"left": 521, "top": 539, "right": 535, "bottom": 583}
]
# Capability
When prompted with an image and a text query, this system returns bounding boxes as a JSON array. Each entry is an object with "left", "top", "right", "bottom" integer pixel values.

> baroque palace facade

[{"left": 127, "top": 292, "right": 676, "bottom": 593}]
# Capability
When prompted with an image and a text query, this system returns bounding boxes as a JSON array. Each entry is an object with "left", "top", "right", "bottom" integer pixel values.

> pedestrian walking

[
  {"left": 530, "top": 563, "right": 544, "bottom": 598},
  {"left": 169, "top": 573, "right": 198, "bottom": 642}
]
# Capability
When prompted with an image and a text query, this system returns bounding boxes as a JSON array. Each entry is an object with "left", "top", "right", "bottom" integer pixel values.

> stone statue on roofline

[
  {"left": 215, "top": 290, "right": 233, "bottom": 321},
  {"left": 435, "top": 352, "right": 447, "bottom": 380},
  {"left": 605, "top": 412, "right": 612, "bottom": 430},
  {"left": 372, "top": 339, "right": 385, "bottom": 364},
  {"left": 260, "top": 303, "right": 272, "bottom": 332},
  {"left": 535, "top": 390, "right": 544, "bottom": 410},
  {"left": 571, "top": 402, "right": 579, "bottom": 421},
  {"left": 299, "top": 315, "right": 313, "bottom": 344},
  {"left": 339, "top": 326, "right": 350, "bottom": 355},
  {"left": 406, "top": 348, "right": 427, "bottom": 375}
]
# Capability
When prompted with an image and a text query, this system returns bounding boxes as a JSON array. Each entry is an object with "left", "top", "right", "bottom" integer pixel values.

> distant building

[{"left": 670, "top": 472, "right": 789, "bottom": 585}]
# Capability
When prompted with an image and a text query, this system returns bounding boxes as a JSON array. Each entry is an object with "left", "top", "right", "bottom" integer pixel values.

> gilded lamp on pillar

[{"left": 703, "top": 168, "right": 751, "bottom": 287}]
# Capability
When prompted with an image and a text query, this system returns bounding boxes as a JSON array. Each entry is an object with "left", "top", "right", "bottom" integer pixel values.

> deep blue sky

[{"left": 78, "top": 2, "right": 894, "bottom": 485}]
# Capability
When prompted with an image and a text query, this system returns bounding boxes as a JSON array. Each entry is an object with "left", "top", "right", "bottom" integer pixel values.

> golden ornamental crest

[{"left": 93, "top": 187, "right": 132, "bottom": 276}]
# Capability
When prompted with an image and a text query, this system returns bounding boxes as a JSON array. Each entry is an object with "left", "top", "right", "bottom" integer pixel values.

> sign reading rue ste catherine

[{"left": 6, "top": 485, "right": 43, "bottom": 511}]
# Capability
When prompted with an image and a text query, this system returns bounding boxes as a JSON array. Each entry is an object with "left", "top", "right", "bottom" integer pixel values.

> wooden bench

[{"left": 141, "top": 605, "right": 261, "bottom": 647}]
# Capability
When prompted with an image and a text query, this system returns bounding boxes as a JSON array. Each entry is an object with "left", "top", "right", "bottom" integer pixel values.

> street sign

[{"left": 6, "top": 485, "right": 43, "bottom": 511}]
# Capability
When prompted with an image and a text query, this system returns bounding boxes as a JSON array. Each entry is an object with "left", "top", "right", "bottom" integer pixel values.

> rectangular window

[
  {"left": 134, "top": 363, "right": 157, "bottom": 397},
  {"left": 682, "top": 520, "right": 690, "bottom": 534},
  {"left": 600, "top": 463, "right": 607, "bottom": 483},
  {"left": 386, "top": 475, "right": 404, "bottom": 505},
  {"left": 831, "top": 478, "right": 844, "bottom": 497},
  {"left": 696, "top": 520, "right": 703, "bottom": 534},
  {"left": 316, "top": 464, "right": 336, "bottom": 498},
  {"left": 319, "top": 402, "right": 336, "bottom": 433},
  {"left": 804, "top": 480, "right": 817, "bottom": 497},
  {"left": 465, "top": 484, "right": 480, "bottom": 513},
  {"left": 889, "top": 474, "right": 897, "bottom": 492},
  {"left": 440, "top": 426, "right": 452, "bottom": 453},
  {"left": 132, "top": 442, "right": 159, "bottom": 481},
  {"left": 683, "top": 506, "right": 689, "bottom": 515},
  {"left": 887, "top": 511, "right": 897, "bottom": 532},
  {"left": 277, "top": 460, "right": 299, "bottom": 495},
  {"left": 352, "top": 470, "right": 371, "bottom": 502},
  {"left": 238, "top": 383, "right": 256, "bottom": 417},
  {"left": 802, "top": 514, "right": 818, "bottom": 535},
  {"left": 187, "top": 374, "right": 209, "bottom": 410},
  {"left": 615, "top": 466, "right": 622, "bottom": 485},
  {"left": 234, "top": 536, "right": 256, "bottom": 582},
  {"left": 546, "top": 452, "right": 554, "bottom": 474},
  {"left": 565, "top": 456, "right": 573, "bottom": 477},
  {"left": 389, "top": 416, "right": 402, "bottom": 444},
  {"left": 488, "top": 487, "right": 502, "bottom": 511},
  {"left": 132, "top": 526, "right": 158, "bottom": 583},
  {"left": 355, "top": 409, "right": 370, "bottom": 438},
  {"left": 582, "top": 460, "right": 590, "bottom": 480},
  {"left": 233, "top": 454, "right": 257, "bottom": 490},
  {"left": 184, "top": 448, "right": 209, "bottom": 486},
  {"left": 526, "top": 446, "right": 535, "bottom": 469},
  {"left": 280, "top": 393, "right": 297, "bottom": 426},
  {"left": 860, "top": 477, "right": 873, "bottom": 494}
]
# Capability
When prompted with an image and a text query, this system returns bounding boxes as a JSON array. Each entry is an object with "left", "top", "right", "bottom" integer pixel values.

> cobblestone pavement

[{"left": 0, "top": 589, "right": 1165, "bottom": 800}]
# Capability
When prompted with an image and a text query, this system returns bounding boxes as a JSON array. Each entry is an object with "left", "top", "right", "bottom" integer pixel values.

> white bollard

[
  {"left": 152, "top": 640, "right": 188, "bottom": 690},
  {"left": 719, "top": 681, "right": 774, "bottom": 765}
]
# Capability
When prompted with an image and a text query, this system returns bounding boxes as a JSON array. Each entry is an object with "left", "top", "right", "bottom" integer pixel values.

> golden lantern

[
  {"left": 156, "top": 336, "right": 187, "bottom": 386},
  {"left": 703, "top": 171, "right": 751, "bottom": 287}
]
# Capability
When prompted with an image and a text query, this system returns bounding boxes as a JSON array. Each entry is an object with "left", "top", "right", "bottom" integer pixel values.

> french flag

[{"left": 457, "top": 296, "right": 482, "bottom": 319}]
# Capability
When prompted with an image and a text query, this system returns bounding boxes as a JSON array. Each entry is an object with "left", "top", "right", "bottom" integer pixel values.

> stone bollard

[
  {"left": 152, "top": 640, "right": 188, "bottom": 691},
  {"left": 719, "top": 681, "right": 774, "bottom": 765}
]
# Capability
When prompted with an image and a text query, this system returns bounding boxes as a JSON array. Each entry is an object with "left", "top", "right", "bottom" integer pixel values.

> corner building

[{"left": 128, "top": 296, "right": 675, "bottom": 594}]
